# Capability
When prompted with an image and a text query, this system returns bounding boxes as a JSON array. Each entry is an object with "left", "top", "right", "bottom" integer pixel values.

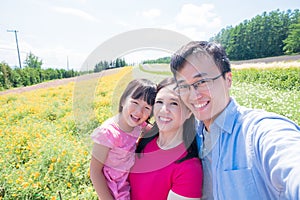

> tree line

[
  {"left": 0, "top": 53, "right": 128, "bottom": 91},
  {"left": 93, "top": 58, "right": 127, "bottom": 73},
  {"left": 0, "top": 53, "right": 79, "bottom": 91},
  {"left": 210, "top": 9, "right": 300, "bottom": 60},
  {"left": 143, "top": 9, "right": 299, "bottom": 64}
]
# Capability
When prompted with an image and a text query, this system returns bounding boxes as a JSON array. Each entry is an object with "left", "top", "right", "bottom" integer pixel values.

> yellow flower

[
  {"left": 22, "top": 182, "right": 29, "bottom": 188},
  {"left": 48, "top": 163, "right": 54, "bottom": 172},
  {"left": 61, "top": 150, "right": 67, "bottom": 156},
  {"left": 51, "top": 157, "right": 57, "bottom": 163},
  {"left": 33, "top": 172, "right": 40, "bottom": 179},
  {"left": 71, "top": 167, "right": 77, "bottom": 173}
]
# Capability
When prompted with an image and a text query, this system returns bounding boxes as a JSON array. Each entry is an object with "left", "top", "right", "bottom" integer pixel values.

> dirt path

[
  {"left": 0, "top": 68, "right": 121, "bottom": 95},
  {"left": 231, "top": 54, "right": 300, "bottom": 64}
]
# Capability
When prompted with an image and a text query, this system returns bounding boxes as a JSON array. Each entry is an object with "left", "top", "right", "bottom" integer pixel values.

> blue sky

[{"left": 1, "top": 0, "right": 299, "bottom": 70}]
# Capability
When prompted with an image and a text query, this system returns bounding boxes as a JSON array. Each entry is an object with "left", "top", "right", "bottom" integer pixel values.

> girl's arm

[{"left": 90, "top": 143, "right": 114, "bottom": 200}]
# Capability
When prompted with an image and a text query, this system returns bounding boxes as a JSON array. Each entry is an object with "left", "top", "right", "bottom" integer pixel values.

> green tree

[
  {"left": 24, "top": 52, "right": 43, "bottom": 69},
  {"left": 210, "top": 9, "right": 298, "bottom": 60},
  {"left": 11, "top": 68, "right": 23, "bottom": 87},
  {"left": 283, "top": 17, "right": 300, "bottom": 54},
  {"left": 0, "top": 62, "right": 13, "bottom": 89}
]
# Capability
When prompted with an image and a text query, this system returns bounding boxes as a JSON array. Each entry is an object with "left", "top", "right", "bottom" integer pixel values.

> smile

[
  {"left": 159, "top": 116, "right": 171, "bottom": 122},
  {"left": 130, "top": 114, "right": 140, "bottom": 122},
  {"left": 194, "top": 102, "right": 208, "bottom": 109}
]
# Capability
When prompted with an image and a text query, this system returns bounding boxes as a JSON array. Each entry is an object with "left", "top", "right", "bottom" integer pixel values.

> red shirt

[{"left": 129, "top": 137, "right": 203, "bottom": 200}]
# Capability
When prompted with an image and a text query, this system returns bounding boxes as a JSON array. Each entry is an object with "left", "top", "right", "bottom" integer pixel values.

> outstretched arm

[{"left": 256, "top": 118, "right": 300, "bottom": 199}]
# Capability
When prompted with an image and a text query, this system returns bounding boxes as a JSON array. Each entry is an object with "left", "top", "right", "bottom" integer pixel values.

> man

[{"left": 170, "top": 41, "right": 300, "bottom": 199}]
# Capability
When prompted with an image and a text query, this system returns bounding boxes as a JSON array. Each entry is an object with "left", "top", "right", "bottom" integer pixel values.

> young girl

[{"left": 90, "top": 79, "right": 157, "bottom": 200}]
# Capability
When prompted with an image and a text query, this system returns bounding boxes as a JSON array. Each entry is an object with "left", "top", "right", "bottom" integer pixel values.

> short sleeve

[
  {"left": 171, "top": 158, "right": 203, "bottom": 198},
  {"left": 91, "top": 127, "right": 115, "bottom": 149},
  {"left": 141, "top": 121, "right": 148, "bottom": 128}
]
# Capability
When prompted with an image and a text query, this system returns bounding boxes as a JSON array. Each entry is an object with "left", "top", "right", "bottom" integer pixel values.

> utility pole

[
  {"left": 67, "top": 56, "right": 69, "bottom": 70},
  {"left": 7, "top": 30, "right": 22, "bottom": 68}
]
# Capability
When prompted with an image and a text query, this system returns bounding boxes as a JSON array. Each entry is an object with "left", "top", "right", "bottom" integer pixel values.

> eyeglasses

[{"left": 174, "top": 73, "right": 223, "bottom": 95}]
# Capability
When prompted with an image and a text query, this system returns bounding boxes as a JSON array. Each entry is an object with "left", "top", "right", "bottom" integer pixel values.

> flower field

[
  {"left": 0, "top": 64, "right": 299, "bottom": 199},
  {"left": 0, "top": 67, "right": 133, "bottom": 200}
]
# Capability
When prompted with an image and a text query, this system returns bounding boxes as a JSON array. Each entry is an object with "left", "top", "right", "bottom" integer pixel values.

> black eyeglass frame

[{"left": 174, "top": 73, "right": 224, "bottom": 95}]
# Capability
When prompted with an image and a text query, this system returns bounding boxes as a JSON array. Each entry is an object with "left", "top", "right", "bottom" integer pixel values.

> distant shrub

[{"left": 232, "top": 67, "right": 300, "bottom": 91}]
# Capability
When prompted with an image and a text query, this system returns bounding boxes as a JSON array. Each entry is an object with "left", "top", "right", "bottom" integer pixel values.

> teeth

[
  {"left": 159, "top": 117, "right": 171, "bottom": 122},
  {"left": 131, "top": 115, "right": 140, "bottom": 122},
  {"left": 195, "top": 102, "right": 207, "bottom": 108}
]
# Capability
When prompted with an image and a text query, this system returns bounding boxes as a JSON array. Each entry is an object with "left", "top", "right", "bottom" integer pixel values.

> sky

[{"left": 1, "top": 0, "right": 299, "bottom": 71}]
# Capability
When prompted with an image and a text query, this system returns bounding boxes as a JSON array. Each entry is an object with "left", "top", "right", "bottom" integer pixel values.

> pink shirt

[
  {"left": 91, "top": 117, "right": 146, "bottom": 200},
  {"left": 129, "top": 137, "right": 203, "bottom": 200}
]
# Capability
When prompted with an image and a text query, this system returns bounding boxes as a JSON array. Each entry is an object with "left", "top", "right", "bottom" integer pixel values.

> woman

[{"left": 129, "top": 77, "right": 203, "bottom": 200}]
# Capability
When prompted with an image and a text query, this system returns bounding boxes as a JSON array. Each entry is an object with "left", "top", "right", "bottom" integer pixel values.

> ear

[{"left": 225, "top": 72, "right": 232, "bottom": 87}]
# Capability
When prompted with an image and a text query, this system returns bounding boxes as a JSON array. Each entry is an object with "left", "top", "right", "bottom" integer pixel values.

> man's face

[{"left": 175, "top": 54, "right": 232, "bottom": 127}]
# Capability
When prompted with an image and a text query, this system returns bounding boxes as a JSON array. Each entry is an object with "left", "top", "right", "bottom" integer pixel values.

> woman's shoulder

[{"left": 176, "top": 157, "right": 202, "bottom": 171}]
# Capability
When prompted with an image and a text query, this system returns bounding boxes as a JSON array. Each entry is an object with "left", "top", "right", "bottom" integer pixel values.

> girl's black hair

[{"left": 136, "top": 77, "right": 198, "bottom": 163}]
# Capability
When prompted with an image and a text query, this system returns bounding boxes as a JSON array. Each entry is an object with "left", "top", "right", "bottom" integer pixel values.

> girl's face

[
  {"left": 153, "top": 84, "right": 191, "bottom": 134},
  {"left": 120, "top": 96, "right": 152, "bottom": 131}
]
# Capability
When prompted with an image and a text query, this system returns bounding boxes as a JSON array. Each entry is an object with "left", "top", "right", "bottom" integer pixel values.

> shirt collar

[{"left": 213, "top": 97, "right": 239, "bottom": 134}]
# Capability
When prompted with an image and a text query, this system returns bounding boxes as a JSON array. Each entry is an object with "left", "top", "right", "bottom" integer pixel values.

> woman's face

[{"left": 153, "top": 84, "right": 191, "bottom": 134}]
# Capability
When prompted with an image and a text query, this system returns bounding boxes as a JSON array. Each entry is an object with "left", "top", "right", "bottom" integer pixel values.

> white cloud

[
  {"left": 163, "top": 23, "right": 207, "bottom": 41},
  {"left": 35, "top": 46, "right": 86, "bottom": 70},
  {"left": 176, "top": 4, "right": 221, "bottom": 28},
  {"left": 52, "top": 6, "right": 97, "bottom": 22},
  {"left": 9, "top": 38, "right": 86, "bottom": 70},
  {"left": 179, "top": 27, "right": 207, "bottom": 40},
  {"left": 76, "top": 0, "right": 88, "bottom": 3},
  {"left": 142, "top": 9, "right": 161, "bottom": 19}
]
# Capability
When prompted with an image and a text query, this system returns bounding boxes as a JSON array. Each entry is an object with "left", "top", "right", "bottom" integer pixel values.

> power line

[{"left": 7, "top": 30, "right": 22, "bottom": 68}]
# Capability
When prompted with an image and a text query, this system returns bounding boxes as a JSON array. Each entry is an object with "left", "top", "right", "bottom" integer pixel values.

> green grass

[
  {"left": 231, "top": 82, "right": 299, "bottom": 124},
  {"left": 138, "top": 64, "right": 171, "bottom": 75},
  {"left": 232, "top": 67, "right": 300, "bottom": 91}
]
